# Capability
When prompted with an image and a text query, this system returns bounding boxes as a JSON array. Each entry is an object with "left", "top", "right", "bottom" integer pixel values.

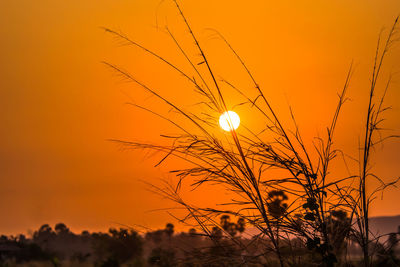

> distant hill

[
  {"left": 369, "top": 215, "right": 400, "bottom": 236},
  {"left": 243, "top": 215, "right": 400, "bottom": 238}
]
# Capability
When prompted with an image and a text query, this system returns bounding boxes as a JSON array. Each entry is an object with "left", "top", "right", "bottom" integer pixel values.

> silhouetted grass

[{"left": 104, "top": 1, "right": 399, "bottom": 266}]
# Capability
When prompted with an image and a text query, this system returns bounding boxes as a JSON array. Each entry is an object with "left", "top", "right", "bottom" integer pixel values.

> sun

[{"left": 219, "top": 111, "right": 240, "bottom": 132}]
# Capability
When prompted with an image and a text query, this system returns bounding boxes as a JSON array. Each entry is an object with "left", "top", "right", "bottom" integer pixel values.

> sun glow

[{"left": 219, "top": 111, "right": 240, "bottom": 132}]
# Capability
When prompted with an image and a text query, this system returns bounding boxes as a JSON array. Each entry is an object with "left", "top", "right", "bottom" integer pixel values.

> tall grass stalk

[
  {"left": 356, "top": 16, "right": 399, "bottom": 267},
  {"left": 104, "top": 2, "right": 399, "bottom": 266}
]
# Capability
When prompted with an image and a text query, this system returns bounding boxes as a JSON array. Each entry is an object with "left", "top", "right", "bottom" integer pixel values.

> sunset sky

[{"left": 1, "top": 0, "right": 400, "bottom": 236}]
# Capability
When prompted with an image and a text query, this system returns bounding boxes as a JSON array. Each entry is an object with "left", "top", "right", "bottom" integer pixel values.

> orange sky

[{"left": 1, "top": 0, "right": 400, "bottom": 236}]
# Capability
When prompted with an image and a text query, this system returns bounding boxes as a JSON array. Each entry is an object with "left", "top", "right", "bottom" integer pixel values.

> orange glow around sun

[{"left": 0, "top": 0, "right": 399, "bottom": 235}]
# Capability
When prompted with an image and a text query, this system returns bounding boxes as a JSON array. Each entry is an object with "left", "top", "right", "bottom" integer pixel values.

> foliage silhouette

[{"left": 103, "top": 1, "right": 400, "bottom": 266}]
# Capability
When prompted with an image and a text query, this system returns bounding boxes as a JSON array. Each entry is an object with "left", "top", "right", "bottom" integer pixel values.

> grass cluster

[{"left": 104, "top": 1, "right": 399, "bottom": 266}]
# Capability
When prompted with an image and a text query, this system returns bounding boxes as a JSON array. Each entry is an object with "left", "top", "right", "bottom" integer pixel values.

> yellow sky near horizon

[{"left": 1, "top": 0, "right": 400, "bottom": 236}]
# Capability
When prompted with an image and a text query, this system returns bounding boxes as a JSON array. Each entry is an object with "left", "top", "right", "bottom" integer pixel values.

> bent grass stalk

[{"left": 104, "top": 2, "right": 399, "bottom": 265}]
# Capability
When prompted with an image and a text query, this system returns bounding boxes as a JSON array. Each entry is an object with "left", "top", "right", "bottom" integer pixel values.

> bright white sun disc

[{"left": 219, "top": 111, "right": 240, "bottom": 131}]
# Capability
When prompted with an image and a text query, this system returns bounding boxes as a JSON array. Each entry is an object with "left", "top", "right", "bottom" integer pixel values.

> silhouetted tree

[
  {"left": 220, "top": 215, "right": 236, "bottom": 236},
  {"left": 266, "top": 190, "right": 288, "bottom": 220},
  {"left": 219, "top": 215, "right": 246, "bottom": 237},
  {"left": 165, "top": 223, "right": 174, "bottom": 238},
  {"left": 34, "top": 224, "right": 54, "bottom": 240},
  {"left": 33, "top": 224, "right": 55, "bottom": 252},
  {"left": 210, "top": 226, "right": 222, "bottom": 241},
  {"left": 92, "top": 228, "right": 143, "bottom": 266},
  {"left": 54, "top": 223, "right": 69, "bottom": 235},
  {"left": 236, "top": 218, "right": 245, "bottom": 234},
  {"left": 145, "top": 230, "right": 165, "bottom": 243},
  {"left": 326, "top": 210, "right": 351, "bottom": 257}
]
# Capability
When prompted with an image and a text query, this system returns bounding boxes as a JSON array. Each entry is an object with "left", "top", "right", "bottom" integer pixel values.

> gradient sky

[{"left": 1, "top": 0, "right": 400, "bottom": 236}]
